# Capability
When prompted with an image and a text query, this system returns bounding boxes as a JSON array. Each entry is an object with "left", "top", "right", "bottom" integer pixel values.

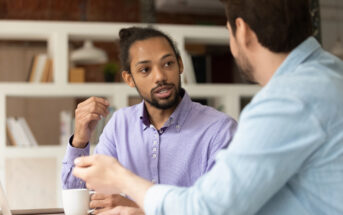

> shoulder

[
  {"left": 108, "top": 103, "right": 141, "bottom": 123},
  {"left": 189, "top": 101, "right": 237, "bottom": 128}
]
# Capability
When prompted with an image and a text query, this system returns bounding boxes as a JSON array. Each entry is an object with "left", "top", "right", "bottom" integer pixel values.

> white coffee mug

[{"left": 62, "top": 189, "right": 93, "bottom": 215}]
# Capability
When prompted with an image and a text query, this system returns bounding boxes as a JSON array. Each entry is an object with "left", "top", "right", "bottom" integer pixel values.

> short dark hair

[
  {"left": 118, "top": 27, "right": 180, "bottom": 73},
  {"left": 220, "top": 0, "right": 313, "bottom": 53}
]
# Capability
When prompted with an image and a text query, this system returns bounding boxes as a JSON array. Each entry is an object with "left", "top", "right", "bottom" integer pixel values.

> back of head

[
  {"left": 118, "top": 27, "right": 180, "bottom": 73},
  {"left": 220, "top": 0, "right": 313, "bottom": 53}
]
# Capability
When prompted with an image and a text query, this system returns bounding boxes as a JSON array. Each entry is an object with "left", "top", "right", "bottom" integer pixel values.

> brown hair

[{"left": 220, "top": 0, "right": 313, "bottom": 52}]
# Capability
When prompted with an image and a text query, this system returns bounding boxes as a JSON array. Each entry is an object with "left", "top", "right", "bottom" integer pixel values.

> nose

[{"left": 153, "top": 65, "right": 167, "bottom": 83}]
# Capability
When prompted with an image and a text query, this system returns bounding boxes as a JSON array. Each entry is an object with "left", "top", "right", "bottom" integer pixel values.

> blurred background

[{"left": 0, "top": 0, "right": 342, "bottom": 210}]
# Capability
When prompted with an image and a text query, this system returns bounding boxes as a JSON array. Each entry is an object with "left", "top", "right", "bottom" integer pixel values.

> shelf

[
  {"left": 2, "top": 145, "right": 66, "bottom": 158},
  {"left": 0, "top": 21, "right": 259, "bottom": 209}
]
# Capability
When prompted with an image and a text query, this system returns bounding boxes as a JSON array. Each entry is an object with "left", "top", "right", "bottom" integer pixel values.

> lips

[{"left": 153, "top": 85, "right": 173, "bottom": 99}]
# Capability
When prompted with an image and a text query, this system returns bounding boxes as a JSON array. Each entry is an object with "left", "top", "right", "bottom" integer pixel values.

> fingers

[
  {"left": 72, "top": 166, "right": 89, "bottom": 182},
  {"left": 91, "top": 193, "right": 108, "bottom": 200},
  {"left": 90, "top": 199, "right": 109, "bottom": 209},
  {"left": 76, "top": 101, "right": 109, "bottom": 119},
  {"left": 80, "top": 97, "right": 109, "bottom": 107},
  {"left": 72, "top": 97, "right": 110, "bottom": 145},
  {"left": 74, "top": 155, "right": 94, "bottom": 167},
  {"left": 93, "top": 207, "right": 112, "bottom": 215}
]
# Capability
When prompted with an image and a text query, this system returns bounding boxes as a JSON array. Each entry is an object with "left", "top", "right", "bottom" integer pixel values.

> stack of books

[{"left": 6, "top": 117, "right": 38, "bottom": 147}]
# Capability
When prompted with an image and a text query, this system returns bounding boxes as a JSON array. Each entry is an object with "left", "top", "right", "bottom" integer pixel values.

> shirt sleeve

[
  {"left": 61, "top": 114, "right": 118, "bottom": 189},
  {"left": 204, "top": 117, "right": 237, "bottom": 172},
  {"left": 61, "top": 135, "right": 90, "bottom": 189},
  {"left": 144, "top": 93, "right": 325, "bottom": 215}
]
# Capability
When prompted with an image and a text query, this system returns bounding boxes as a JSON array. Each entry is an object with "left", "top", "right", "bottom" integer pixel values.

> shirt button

[
  {"left": 152, "top": 179, "right": 156, "bottom": 183},
  {"left": 152, "top": 154, "right": 157, "bottom": 158},
  {"left": 153, "top": 141, "right": 157, "bottom": 145},
  {"left": 153, "top": 147, "right": 157, "bottom": 152},
  {"left": 176, "top": 124, "right": 180, "bottom": 129}
]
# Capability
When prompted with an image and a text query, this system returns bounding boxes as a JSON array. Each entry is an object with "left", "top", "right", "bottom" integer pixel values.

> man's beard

[
  {"left": 133, "top": 75, "right": 182, "bottom": 110},
  {"left": 235, "top": 49, "right": 257, "bottom": 84}
]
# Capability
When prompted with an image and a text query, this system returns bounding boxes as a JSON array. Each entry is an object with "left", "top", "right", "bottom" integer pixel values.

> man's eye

[
  {"left": 140, "top": 67, "right": 150, "bottom": 73},
  {"left": 164, "top": 61, "right": 174, "bottom": 67}
]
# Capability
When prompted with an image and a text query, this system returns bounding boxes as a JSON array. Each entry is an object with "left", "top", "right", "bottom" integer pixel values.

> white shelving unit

[{"left": 0, "top": 21, "right": 260, "bottom": 209}]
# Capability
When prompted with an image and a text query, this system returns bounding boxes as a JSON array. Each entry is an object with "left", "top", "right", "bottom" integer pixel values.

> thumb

[
  {"left": 74, "top": 155, "right": 94, "bottom": 167},
  {"left": 72, "top": 165, "right": 91, "bottom": 181}
]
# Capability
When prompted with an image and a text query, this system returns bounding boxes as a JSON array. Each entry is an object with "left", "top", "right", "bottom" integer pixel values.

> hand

[
  {"left": 73, "top": 97, "right": 109, "bottom": 148},
  {"left": 90, "top": 193, "right": 138, "bottom": 214},
  {"left": 98, "top": 206, "right": 145, "bottom": 215},
  {"left": 73, "top": 155, "right": 124, "bottom": 194},
  {"left": 73, "top": 155, "right": 153, "bottom": 208}
]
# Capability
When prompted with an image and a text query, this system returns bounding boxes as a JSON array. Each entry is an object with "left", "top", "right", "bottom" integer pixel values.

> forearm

[
  {"left": 62, "top": 137, "right": 90, "bottom": 189},
  {"left": 119, "top": 168, "right": 154, "bottom": 209}
]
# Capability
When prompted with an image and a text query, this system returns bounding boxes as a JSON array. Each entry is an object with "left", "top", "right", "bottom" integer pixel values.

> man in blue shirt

[{"left": 72, "top": 0, "right": 343, "bottom": 214}]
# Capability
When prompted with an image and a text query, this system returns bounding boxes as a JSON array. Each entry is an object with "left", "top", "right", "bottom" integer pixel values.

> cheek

[{"left": 229, "top": 39, "right": 238, "bottom": 58}]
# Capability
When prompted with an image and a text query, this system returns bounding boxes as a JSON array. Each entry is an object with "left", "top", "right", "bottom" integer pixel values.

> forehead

[{"left": 129, "top": 37, "right": 175, "bottom": 61}]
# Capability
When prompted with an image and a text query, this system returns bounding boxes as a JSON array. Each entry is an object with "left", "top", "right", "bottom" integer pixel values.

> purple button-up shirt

[{"left": 62, "top": 90, "right": 237, "bottom": 189}]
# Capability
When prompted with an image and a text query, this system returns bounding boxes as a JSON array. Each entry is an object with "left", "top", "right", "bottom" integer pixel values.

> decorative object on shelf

[
  {"left": 310, "top": 0, "right": 322, "bottom": 43},
  {"left": 69, "top": 67, "right": 85, "bottom": 83},
  {"left": 70, "top": 40, "right": 108, "bottom": 64},
  {"left": 330, "top": 0, "right": 343, "bottom": 60},
  {"left": 103, "top": 62, "right": 120, "bottom": 82}
]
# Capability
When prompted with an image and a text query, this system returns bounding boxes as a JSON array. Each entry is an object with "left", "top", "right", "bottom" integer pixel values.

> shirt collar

[
  {"left": 139, "top": 89, "right": 192, "bottom": 131},
  {"left": 272, "top": 37, "right": 321, "bottom": 79}
]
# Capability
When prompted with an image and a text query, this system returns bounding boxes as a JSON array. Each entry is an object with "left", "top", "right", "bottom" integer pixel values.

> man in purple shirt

[{"left": 62, "top": 27, "right": 237, "bottom": 213}]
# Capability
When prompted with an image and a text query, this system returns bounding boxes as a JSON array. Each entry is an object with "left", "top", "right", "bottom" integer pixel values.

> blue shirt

[
  {"left": 144, "top": 37, "right": 343, "bottom": 215},
  {"left": 62, "top": 90, "right": 237, "bottom": 188}
]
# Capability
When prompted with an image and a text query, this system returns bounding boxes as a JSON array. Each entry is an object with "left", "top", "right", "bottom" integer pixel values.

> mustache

[{"left": 151, "top": 83, "right": 175, "bottom": 93}]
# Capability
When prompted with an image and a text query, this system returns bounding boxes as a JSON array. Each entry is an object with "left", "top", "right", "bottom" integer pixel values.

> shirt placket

[{"left": 150, "top": 127, "right": 160, "bottom": 184}]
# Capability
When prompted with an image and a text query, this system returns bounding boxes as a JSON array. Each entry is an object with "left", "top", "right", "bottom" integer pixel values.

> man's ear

[
  {"left": 122, "top": 71, "right": 135, "bottom": 88},
  {"left": 235, "top": 17, "right": 257, "bottom": 50},
  {"left": 178, "top": 57, "right": 184, "bottom": 75}
]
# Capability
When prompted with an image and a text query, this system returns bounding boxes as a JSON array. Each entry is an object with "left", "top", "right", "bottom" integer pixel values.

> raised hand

[{"left": 72, "top": 97, "right": 109, "bottom": 148}]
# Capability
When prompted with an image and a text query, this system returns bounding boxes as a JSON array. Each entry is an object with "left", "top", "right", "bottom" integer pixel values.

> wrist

[
  {"left": 119, "top": 168, "right": 153, "bottom": 208},
  {"left": 71, "top": 135, "right": 88, "bottom": 148}
]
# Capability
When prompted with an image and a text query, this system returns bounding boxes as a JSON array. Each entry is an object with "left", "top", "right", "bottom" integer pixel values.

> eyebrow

[
  {"left": 161, "top": 53, "right": 173, "bottom": 60},
  {"left": 134, "top": 53, "right": 174, "bottom": 67},
  {"left": 135, "top": 60, "right": 150, "bottom": 67}
]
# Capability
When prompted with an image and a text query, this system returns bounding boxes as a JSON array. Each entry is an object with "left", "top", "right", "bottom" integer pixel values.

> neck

[
  {"left": 144, "top": 97, "right": 181, "bottom": 130},
  {"left": 252, "top": 47, "right": 289, "bottom": 86}
]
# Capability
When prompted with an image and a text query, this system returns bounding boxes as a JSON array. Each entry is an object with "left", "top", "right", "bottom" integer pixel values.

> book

[
  {"left": 40, "top": 58, "right": 53, "bottom": 83},
  {"left": 28, "top": 54, "right": 52, "bottom": 83},
  {"left": 6, "top": 123, "right": 17, "bottom": 146},
  {"left": 17, "top": 117, "right": 38, "bottom": 146},
  {"left": 6, "top": 117, "right": 38, "bottom": 147},
  {"left": 46, "top": 60, "right": 54, "bottom": 82},
  {"left": 6, "top": 117, "right": 31, "bottom": 147}
]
